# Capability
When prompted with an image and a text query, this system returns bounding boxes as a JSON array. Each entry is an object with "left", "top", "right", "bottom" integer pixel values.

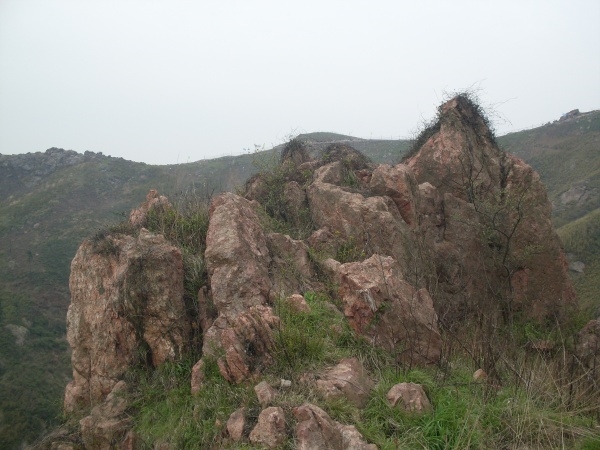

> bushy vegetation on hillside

[{"left": 403, "top": 91, "right": 498, "bottom": 163}]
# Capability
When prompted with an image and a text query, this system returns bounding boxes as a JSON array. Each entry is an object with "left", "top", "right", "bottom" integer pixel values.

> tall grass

[{"left": 125, "top": 291, "right": 599, "bottom": 449}]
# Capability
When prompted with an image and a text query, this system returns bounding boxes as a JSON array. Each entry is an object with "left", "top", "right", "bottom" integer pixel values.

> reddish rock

[
  {"left": 190, "top": 359, "right": 205, "bottom": 395},
  {"left": 386, "top": 382, "right": 432, "bottom": 414},
  {"left": 204, "top": 305, "right": 279, "bottom": 383},
  {"left": 226, "top": 407, "right": 247, "bottom": 442},
  {"left": 337, "top": 424, "right": 378, "bottom": 450},
  {"left": 336, "top": 255, "right": 441, "bottom": 365},
  {"left": 283, "top": 180, "right": 309, "bottom": 228},
  {"left": 294, "top": 403, "right": 343, "bottom": 450},
  {"left": 203, "top": 192, "right": 280, "bottom": 382},
  {"left": 79, "top": 381, "right": 132, "bottom": 450},
  {"left": 308, "top": 163, "right": 413, "bottom": 267},
  {"left": 293, "top": 403, "right": 376, "bottom": 450},
  {"left": 307, "top": 227, "right": 340, "bottom": 258},
  {"left": 286, "top": 294, "right": 311, "bottom": 313},
  {"left": 128, "top": 189, "right": 171, "bottom": 228},
  {"left": 369, "top": 163, "right": 419, "bottom": 227},
  {"left": 205, "top": 192, "right": 272, "bottom": 315},
  {"left": 267, "top": 232, "right": 314, "bottom": 294},
  {"left": 316, "top": 358, "right": 373, "bottom": 407},
  {"left": 249, "top": 407, "right": 286, "bottom": 448},
  {"left": 405, "top": 95, "right": 576, "bottom": 323},
  {"left": 254, "top": 380, "right": 276, "bottom": 406},
  {"left": 65, "top": 229, "right": 189, "bottom": 412}
]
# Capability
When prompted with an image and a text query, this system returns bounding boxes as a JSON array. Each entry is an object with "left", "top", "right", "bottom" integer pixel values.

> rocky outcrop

[
  {"left": 201, "top": 191, "right": 317, "bottom": 383},
  {"left": 58, "top": 96, "right": 577, "bottom": 449},
  {"left": 307, "top": 161, "right": 414, "bottom": 269},
  {"left": 65, "top": 228, "right": 190, "bottom": 412},
  {"left": 405, "top": 95, "right": 576, "bottom": 322},
  {"left": 204, "top": 192, "right": 272, "bottom": 315},
  {"left": 335, "top": 255, "right": 441, "bottom": 365}
]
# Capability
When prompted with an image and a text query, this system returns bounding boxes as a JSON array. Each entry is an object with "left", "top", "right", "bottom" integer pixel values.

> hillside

[
  {"left": 0, "top": 108, "right": 599, "bottom": 448},
  {"left": 0, "top": 150, "right": 259, "bottom": 447},
  {"left": 38, "top": 96, "right": 599, "bottom": 449},
  {"left": 497, "top": 110, "right": 600, "bottom": 317}
]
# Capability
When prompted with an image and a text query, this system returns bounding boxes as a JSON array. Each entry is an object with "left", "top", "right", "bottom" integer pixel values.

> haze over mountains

[{"left": 0, "top": 108, "right": 599, "bottom": 448}]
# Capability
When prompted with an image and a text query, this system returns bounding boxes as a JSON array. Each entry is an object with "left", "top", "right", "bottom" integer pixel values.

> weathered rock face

[
  {"left": 308, "top": 162, "right": 414, "bottom": 269},
  {"left": 79, "top": 381, "right": 131, "bottom": 450},
  {"left": 201, "top": 191, "right": 318, "bottom": 382},
  {"left": 369, "top": 163, "right": 419, "bottom": 227},
  {"left": 335, "top": 255, "right": 442, "bottom": 365},
  {"left": 406, "top": 95, "right": 576, "bottom": 322},
  {"left": 249, "top": 407, "right": 287, "bottom": 448},
  {"left": 203, "top": 305, "right": 279, "bottom": 383},
  {"left": 205, "top": 192, "right": 272, "bottom": 315},
  {"left": 65, "top": 229, "right": 189, "bottom": 412}
]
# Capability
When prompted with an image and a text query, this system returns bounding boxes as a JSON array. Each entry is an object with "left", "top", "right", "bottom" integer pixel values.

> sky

[{"left": 0, "top": 1, "right": 599, "bottom": 165}]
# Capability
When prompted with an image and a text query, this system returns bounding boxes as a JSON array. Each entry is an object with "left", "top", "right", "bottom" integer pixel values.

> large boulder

[
  {"left": 202, "top": 192, "right": 282, "bottom": 382},
  {"left": 204, "top": 192, "right": 272, "bottom": 315},
  {"left": 307, "top": 162, "right": 415, "bottom": 272},
  {"left": 65, "top": 229, "right": 189, "bottom": 412},
  {"left": 406, "top": 95, "right": 576, "bottom": 323},
  {"left": 335, "top": 255, "right": 442, "bottom": 365}
]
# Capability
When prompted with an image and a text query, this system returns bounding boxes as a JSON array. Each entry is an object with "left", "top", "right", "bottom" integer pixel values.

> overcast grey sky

[{"left": 1, "top": 0, "right": 598, "bottom": 165}]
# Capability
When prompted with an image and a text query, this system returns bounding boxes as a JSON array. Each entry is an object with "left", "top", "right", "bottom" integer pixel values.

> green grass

[
  {"left": 558, "top": 208, "right": 600, "bottom": 316},
  {"left": 122, "top": 290, "right": 600, "bottom": 449},
  {"left": 130, "top": 358, "right": 257, "bottom": 449}
]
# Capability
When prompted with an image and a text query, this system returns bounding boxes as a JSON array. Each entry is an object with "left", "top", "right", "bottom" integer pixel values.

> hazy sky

[{"left": 1, "top": 1, "right": 599, "bottom": 165}]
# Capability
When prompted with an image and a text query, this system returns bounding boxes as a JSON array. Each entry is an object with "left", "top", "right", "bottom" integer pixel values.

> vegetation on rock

[{"left": 1, "top": 97, "right": 599, "bottom": 449}]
